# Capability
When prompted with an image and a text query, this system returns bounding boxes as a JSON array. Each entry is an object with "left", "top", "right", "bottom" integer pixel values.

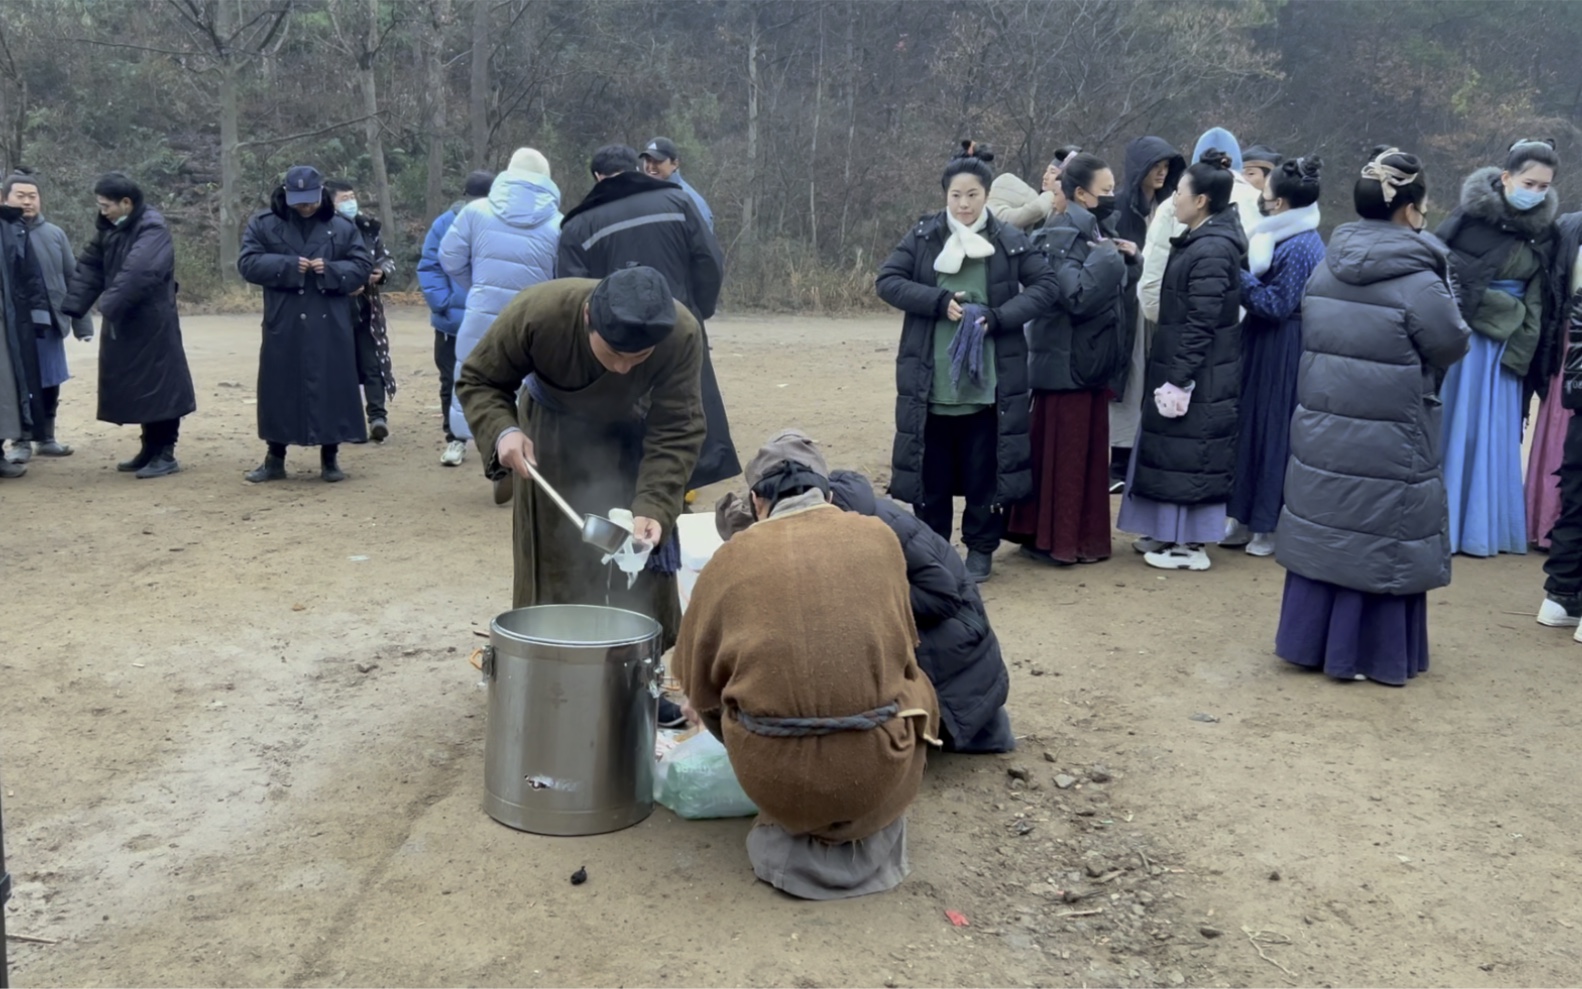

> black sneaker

[
  {"left": 966, "top": 549, "right": 993, "bottom": 583},
  {"left": 657, "top": 698, "right": 688, "bottom": 729}
]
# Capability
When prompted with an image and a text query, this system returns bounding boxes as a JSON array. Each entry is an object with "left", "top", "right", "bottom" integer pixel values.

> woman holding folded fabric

[
  {"left": 877, "top": 140, "right": 1057, "bottom": 584},
  {"left": 1436, "top": 139, "right": 1561, "bottom": 557},
  {"left": 1117, "top": 149, "right": 1247, "bottom": 573},
  {"left": 1009, "top": 152, "right": 1133, "bottom": 565},
  {"left": 1224, "top": 156, "right": 1326, "bottom": 558}
]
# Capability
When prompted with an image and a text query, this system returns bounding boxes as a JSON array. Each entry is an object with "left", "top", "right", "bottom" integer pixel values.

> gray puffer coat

[{"left": 1277, "top": 220, "right": 1470, "bottom": 595}]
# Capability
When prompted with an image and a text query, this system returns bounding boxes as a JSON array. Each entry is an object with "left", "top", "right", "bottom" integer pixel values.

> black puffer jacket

[
  {"left": 1132, "top": 207, "right": 1247, "bottom": 505},
  {"left": 1555, "top": 212, "right": 1582, "bottom": 411},
  {"left": 1112, "top": 137, "right": 1185, "bottom": 395},
  {"left": 876, "top": 209, "right": 1058, "bottom": 507},
  {"left": 829, "top": 470, "right": 1013, "bottom": 753},
  {"left": 1028, "top": 202, "right": 1129, "bottom": 392}
]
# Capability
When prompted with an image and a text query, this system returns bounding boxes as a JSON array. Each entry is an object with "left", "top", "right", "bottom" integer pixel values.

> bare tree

[
  {"left": 424, "top": 0, "right": 454, "bottom": 219},
  {"left": 326, "top": 0, "right": 402, "bottom": 244}
]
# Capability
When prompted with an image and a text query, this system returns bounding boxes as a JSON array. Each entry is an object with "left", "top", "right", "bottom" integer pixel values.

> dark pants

[
  {"left": 434, "top": 330, "right": 457, "bottom": 441},
  {"left": 42, "top": 385, "right": 59, "bottom": 419},
  {"left": 267, "top": 441, "right": 338, "bottom": 460},
  {"left": 144, "top": 418, "right": 181, "bottom": 448},
  {"left": 918, "top": 408, "right": 1002, "bottom": 554},
  {"left": 354, "top": 321, "right": 386, "bottom": 421},
  {"left": 1544, "top": 411, "right": 1582, "bottom": 598}
]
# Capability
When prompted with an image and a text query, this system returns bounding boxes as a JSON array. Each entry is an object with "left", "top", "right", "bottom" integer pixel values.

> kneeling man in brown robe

[{"left": 673, "top": 431, "right": 940, "bottom": 899}]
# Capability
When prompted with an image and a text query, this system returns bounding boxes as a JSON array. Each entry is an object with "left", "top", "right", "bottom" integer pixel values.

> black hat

[
  {"left": 639, "top": 137, "right": 680, "bottom": 162},
  {"left": 464, "top": 170, "right": 496, "bottom": 197},
  {"left": 284, "top": 165, "right": 324, "bottom": 206},
  {"left": 1242, "top": 145, "right": 1283, "bottom": 170},
  {"left": 589, "top": 266, "right": 677, "bottom": 354}
]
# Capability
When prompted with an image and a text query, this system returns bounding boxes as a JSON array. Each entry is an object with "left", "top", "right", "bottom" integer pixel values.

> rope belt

[{"left": 737, "top": 701, "right": 927, "bottom": 738}]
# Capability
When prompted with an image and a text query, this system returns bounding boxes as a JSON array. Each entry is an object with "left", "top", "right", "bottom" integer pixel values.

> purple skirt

[{"left": 1275, "top": 572, "right": 1429, "bottom": 686}]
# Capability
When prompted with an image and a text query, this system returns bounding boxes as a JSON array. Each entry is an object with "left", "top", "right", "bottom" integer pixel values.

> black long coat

[
  {"left": 0, "top": 206, "right": 52, "bottom": 438},
  {"left": 62, "top": 205, "right": 197, "bottom": 426},
  {"left": 238, "top": 189, "right": 373, "bottom": 447},
  {"left": 828, "top": 470, "right": 1013, "bottom": 753},
  {"left": 875, "top": 210, "right": 1058, "bottom": 507},
  {"left": 1027, "top": 202, "right": 1130, "bottom": 393},
  {"left": 1132, "top": 207, "right": 1247, "bottom": 505}
]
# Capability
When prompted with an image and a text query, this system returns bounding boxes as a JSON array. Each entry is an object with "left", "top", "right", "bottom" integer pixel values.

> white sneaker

[
  {"left": 1245, "top": 533, "right": 1276, "bottom": 557},
  {"left": 441, "top": 439, "right": 466, "bottom": 467},
  {"left": 1573, "top": 622, "right": 1582, "bottom": 645},
  {"left": 1144, "top": 543, "right": 1212, "bottom": 571},
  {"left": 1221, "top": 519, "right": 1251, "bottom": 547},
  {"left": 1132, "top": 536, "right": 1167, "bottom": 554},
  {"left": 1537, "top": 597, "right": 1582, "bottom": 628}
]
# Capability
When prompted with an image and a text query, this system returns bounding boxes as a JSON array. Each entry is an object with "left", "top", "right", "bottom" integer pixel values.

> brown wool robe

[
  {"left": 455, "top": 278, "right": 705, "bottom": 647},
  {"left": 674, "top": 502, "right": 940, "bottom": 842}
]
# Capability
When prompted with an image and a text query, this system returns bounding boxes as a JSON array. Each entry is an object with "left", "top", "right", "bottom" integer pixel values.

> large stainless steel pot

[{"left": 481, "top": 604, "right": 661, "bottom": 835}]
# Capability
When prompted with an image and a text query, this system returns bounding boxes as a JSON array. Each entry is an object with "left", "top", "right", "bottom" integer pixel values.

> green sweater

[{"left": 929, "top": 258, "right": 996, "bottom": 415}]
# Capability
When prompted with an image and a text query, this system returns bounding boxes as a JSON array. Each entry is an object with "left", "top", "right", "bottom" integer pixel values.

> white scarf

[
  {"left": 934, "top": 210, "right": 995, "bottom": 274},
  {"left": 1247, "top": 203, "right": 1321, "bottom": 277}
]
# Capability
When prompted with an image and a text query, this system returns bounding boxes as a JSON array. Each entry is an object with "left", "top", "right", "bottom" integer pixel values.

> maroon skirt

[{"left": 1007, "top": 389, "right": 1112, "bottom": 563}]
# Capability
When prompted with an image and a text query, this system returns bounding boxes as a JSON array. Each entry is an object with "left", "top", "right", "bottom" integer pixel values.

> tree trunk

[
  {"left": 469, "top": 0, "right": 489, "bottom": 169},
  {"left": 838, "top": 0, "right": 856, "bottom": 257},
  {"left": 424, "top": 0, "right": 451, "bottom": 219},
  {"left": 362, "top": 0, "right": 395, "bottom": 248},
  {"left": 217, "top": 1, "right": 241, "bottom": 285},
  {"left": 809, "top": 3, "right": 822, "bottom": 255},
  {"left": 742, "top": 9, "right": 760, "bottom": 244}
]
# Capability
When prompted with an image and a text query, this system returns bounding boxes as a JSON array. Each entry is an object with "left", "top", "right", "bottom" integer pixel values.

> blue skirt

[
  {"left": 1439, "top": 334, "right": 1526, "bottom": 557},
  {"left": 1275, "top": 572, "right": 1429, "bottom": 686}
]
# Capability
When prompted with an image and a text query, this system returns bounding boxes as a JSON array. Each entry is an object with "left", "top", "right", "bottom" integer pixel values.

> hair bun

[
  {"left": 1367, "top": 145, "right": 1422, "bottom": 176},
  {"left": 1199, "top": 148, "right": 1233, "bottom": 171},
  {"left": 1283, "top": 156, "right": 1323, "bottom": 183},
  {"left": 954, "top": 139, "right": 995, "bottom": 164}
]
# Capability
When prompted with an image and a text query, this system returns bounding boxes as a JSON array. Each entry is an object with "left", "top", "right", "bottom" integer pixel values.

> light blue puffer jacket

[{"left": 439, "top": 171, "right": 562, "bottom": 439}]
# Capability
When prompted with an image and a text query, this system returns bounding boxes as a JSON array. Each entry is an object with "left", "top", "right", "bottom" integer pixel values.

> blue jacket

[
  {"left": 439, "top": 172, "right": 561, "bottom": 439},
  {"left": 673, "top": 170, "right": 713, "bottom": 231},
  {"left": 417, "top": 202, "right": 469, "bottom": 335}
]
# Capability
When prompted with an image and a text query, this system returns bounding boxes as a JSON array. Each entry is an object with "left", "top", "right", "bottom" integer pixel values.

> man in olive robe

[{"left": 455, "top": 266, "right": 705, "bottom": 646}]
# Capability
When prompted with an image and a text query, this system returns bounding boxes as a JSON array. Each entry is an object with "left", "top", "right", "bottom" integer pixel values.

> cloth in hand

[{"left": 948, "top": 302, "right": 991, "bottom": 388}]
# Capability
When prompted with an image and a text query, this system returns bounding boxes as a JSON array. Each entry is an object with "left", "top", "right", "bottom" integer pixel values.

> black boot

[
  {"left": 245, "top": 452, "right": 287, "bottom": 483},
  {"left": 135, "top": 444, "right": 181, "bottom": 479},
  {"left": 117, "top": 433, "right": 154, "bottom": 472},
  {"left": 320, "top": 447, "right": 346, "bottom": 483},
  {"left": 35, "top": 418, "right": 72, "bottom": 457}
]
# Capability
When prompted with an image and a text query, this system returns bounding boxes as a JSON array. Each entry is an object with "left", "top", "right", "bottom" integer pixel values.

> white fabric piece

[
  {"left": 601, "top": 508, "right": 653, "bottom": 589},
  {"left": 933, "top": 210, "right": 995, "bottom": 275},
  {"left": 1247, "top": 203, "right": 1321, "bottom": 277}
]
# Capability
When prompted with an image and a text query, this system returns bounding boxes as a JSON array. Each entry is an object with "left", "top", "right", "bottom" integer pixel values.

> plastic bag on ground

[{"left": 654, "top": 729, "right": 758, "bottom": 819}]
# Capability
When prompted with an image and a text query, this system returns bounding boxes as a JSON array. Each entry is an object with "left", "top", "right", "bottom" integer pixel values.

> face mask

[
  {"left": 336, "top": 199, "right": 359, "bottom": 219},
  {"left": 1089, "top": 194, "right": 1117, "bottom": 220},
  {"left": 1506, "top": 186, "right": 1545, "bottom": 212}
]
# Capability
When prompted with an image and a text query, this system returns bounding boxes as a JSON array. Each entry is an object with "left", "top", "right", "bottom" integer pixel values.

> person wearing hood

[
  {"left": 440, "top": 147, "right": 562, "bottom": 500},
  {"left": 876, "top": 141, "right": 1058, "bottom": 583},
  {"left": 1117, "top": 150, "right": 1247, "bottom": 572},
  {"left": 986, "top": 144, "right": 1079, "bottom": 231},
  {"left": 1224, "top": 156, "right": 1327, "bottom": 558},
  {"left": 418, "top": 169, "right": 494, "bottom": 467},
  {"left": 1138, "top": 127, "right": 1263, "bottom": 327},
  {"left": 675, "top": 429, "right": 940, "bottom": 900},
  {"left": 0, "top": 183, "right": 53, "bottom": 479},
  {"left": 325, "top": 179, "right": 397, "bottom": 443},
  {"left": 1276, "top": 148, "right": 1469, "bottom": 685},
  {"left": 62, "top": 172, "right": 197, "bottom": 479},
  {"left": 1436, "top": 139, "right": 1561, "bottom": 557},
  {"left": 238, "top": 166, "right": 374, "bottom": 482},
  {"left": 1008, "top": 153, "right": 1132, "bottom": 566},
  {"left": 638, "top": 136, "right": 714, "bottom": 230},
  {"left": 1109, "top": 136, "right": 1186, "bottom": 489},
  {"left": 3, "top": 170, "right": 93, "bottom": 464},
  {"left": 456, "top": 267, "right": 706, "bottom": 651},
  {"left": 714, "top": 430, "right": 1013, "bottom": 754},
  {"left": 558, "top": 144, "right": 737, "bottom": 495},
  {"left": 1241, "top": 145, "right": 1283, "bottom": 192}
]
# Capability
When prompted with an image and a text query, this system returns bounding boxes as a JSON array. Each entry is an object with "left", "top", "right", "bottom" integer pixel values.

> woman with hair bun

[
  {"left": 1117, "top": 148, "right": 1247, "bottom": 572},
  {"left": 1224, "top": 156, "right": 1326, "bottom": 557},
  {"left": 1276, "top": 147, "right": 1469, "bottom": 685},
  {"left": 1436, "top": 139, "right": 1561, "bottom": 557},
  {"left": 1009, "top": 152, "right": 1132, "bottom": 565},
  {"left": 877, "top": 140, "right": 1057, "bottom": 583}
]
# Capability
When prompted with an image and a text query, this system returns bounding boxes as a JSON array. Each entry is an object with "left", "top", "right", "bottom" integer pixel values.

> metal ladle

[{"left": 522, "top": 462, "right": 633, "bottom": 555}]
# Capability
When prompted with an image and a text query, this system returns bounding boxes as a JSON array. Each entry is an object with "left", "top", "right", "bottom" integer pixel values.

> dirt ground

[{"left": 3, "top": 308, "right": 1579, "bottom": 989}]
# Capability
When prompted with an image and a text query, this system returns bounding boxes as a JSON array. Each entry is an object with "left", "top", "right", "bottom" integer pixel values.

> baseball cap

[
  {"left": 639, "top": 138, "right": 679, "bottom": 162},
  {"left": 283, "top": 165, "right": 324, "bottom": 206}
]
